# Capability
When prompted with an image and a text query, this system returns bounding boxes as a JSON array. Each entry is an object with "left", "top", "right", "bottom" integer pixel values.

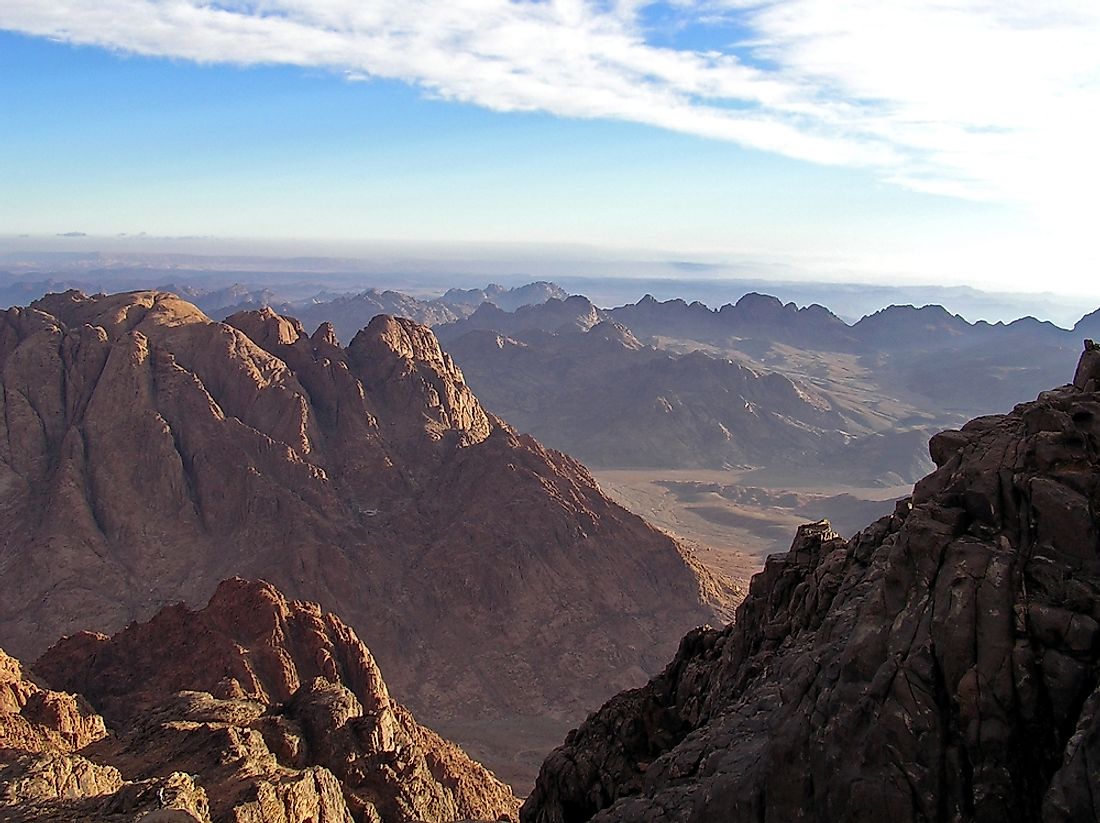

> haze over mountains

[
  {"left": 3, "top": 263, "right": 1091, "bottom": 564},
  {"left": 2, "top": 287, "right": 1097, "bottom": 821}
]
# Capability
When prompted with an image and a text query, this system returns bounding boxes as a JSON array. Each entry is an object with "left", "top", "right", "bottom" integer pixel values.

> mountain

[
  {"left": 521, "top": 341, "right": 1100, "bottom": 822},
  {"left": 440, "top": 292, "right": 1089, "bottom": 482},
  {"left": 605, "top": 292, "right": 855, "bottom": 350},
  {"left": 214, "top": 288, "right": 464, "bottom": 342},
  {"left": 435, "top": 295, "right": 606, "bottom": 343},
  {"left": 213, "top": 282, "right": 574, "bottom": 345},
  {"left": 1075, "top": 308, "right": 1100, "bottom": 339},
  {"left": 1, "top": 578, "right": 519, "bottom": 822},
  {"left": 156, "top": 282, "right": 282, "bottom": 316},
  {"left": 0, "top": 290, "right": 734, "bottom": 788},
  {"left": 443, "top": 322, "right": 930, "bottom": 483},
  {"left": 440, "top": 281, "right": 568, "bottom": 312}
]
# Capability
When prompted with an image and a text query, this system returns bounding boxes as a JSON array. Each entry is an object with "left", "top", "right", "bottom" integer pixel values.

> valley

[{"left": 594, "top": 469, "right": 908, "bottom": 587}]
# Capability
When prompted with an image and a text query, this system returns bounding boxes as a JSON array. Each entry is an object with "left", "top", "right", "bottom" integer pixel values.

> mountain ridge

[{"left": 0, "top": 289, "right": 734, "bottom": 788}]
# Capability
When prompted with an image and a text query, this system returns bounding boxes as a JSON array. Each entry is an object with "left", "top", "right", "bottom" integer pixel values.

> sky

[{"left": 0, "top": 1, "right": 1098, "bottom": 298}]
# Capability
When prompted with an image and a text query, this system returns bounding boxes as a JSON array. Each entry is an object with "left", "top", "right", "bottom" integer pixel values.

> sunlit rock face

[{"left": 0, "top": 289, "right": 733, "bottom": 787}]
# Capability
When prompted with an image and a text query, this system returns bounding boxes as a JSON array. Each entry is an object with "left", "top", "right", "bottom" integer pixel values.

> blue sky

[{"left": 1, "top": 2, "right": 1097, "bottom": 297}]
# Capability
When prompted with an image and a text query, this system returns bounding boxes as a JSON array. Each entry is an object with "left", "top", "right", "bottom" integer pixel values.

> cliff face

[
  {"left": 522, "top": 343, "right": 1100, "bottom": 823},
  {"left": 2, "top": 578, "right": 518, "bottom": 823},
  {"left": 0, "top": 290, "right": 733, "bottom": 786}
]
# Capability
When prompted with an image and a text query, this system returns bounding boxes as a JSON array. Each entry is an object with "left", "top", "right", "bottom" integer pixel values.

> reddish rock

[
  {"left": 0, "top": 290, "right": 734, "bottom": 786},
  {"left": 3, "top": 579, "right": 519, "bottom": 822},
  {"left": 0, "top": 648, "right": 106, "bottom": 761}
]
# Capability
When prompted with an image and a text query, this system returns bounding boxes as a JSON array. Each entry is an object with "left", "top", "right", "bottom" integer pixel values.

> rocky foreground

[
  {"left": 522, "top": 341, "right": 1100, "bottom": 822},
  {"left": 0, "top": 290, "right": 734, "bottom": 786},
  {"left": 0, "top": 578, "right": 519, "bottom": 822}
]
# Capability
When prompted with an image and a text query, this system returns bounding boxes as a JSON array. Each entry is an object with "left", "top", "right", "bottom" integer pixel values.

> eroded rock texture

[
  {"left": 522, "top": 344, "right": 1100, "bottom": 822},
  {"left": 1, "top": 579, "right": 519, "bottom": 823},
  {"left": 0, "top": 290, "right": 733, "bottom": 784}
]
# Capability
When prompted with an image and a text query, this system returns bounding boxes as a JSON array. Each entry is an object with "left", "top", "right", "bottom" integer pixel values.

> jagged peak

[
  {"left": 35, "top": 576, "right": 389, "bottom": 720},
  {"left": 350, "top": 313, "right": 449, "bottom": 367},
  {"left": 310, "top": 320, "right": 340, "bottom": 348}
]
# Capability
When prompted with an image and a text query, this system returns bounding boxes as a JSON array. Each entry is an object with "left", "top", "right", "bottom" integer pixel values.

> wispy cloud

[{"left": 3, "top": 1, "right": 1098, "bottom": 213}]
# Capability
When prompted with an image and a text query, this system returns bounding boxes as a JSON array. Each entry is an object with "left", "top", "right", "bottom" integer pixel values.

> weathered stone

[{"left": 522, "top": 347, "right": 1100, "bottom": 823}]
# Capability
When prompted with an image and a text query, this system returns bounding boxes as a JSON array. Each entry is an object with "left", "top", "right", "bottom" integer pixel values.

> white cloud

[{"left": 2, "top": 0, "right": 1098, "bottom": 220}]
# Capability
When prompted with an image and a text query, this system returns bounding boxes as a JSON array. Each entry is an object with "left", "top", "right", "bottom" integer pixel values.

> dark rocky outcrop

[
  {"left": 2, "top": 579, "right": 519, "bottom": 823},
  {"left": 522, "top": 341, "right": 1100, "bottom": 822}
]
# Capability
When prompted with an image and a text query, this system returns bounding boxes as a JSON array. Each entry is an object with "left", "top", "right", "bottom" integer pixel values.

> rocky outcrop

[
  {"left": 0, "top": 645, "right": 211, "bottom": 822},
  {"left": 0, "top": 290, "right": 733, "bottom": 788},
  {"left": 1074, "top": 339, "right": 1100, "bottom": 391},
  {"left": 0, "top": 648, "right": 106, "bottom": 760},
  {"left": 522, "top": 342, "right": 1100, "bottom": 822},
  {"left": 2, "top": 579, "right": 519, "bottom": 823}
]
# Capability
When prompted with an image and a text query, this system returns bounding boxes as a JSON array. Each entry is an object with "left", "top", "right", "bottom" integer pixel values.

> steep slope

[
  {"left": 522, "top": 341, "right": 1100, "bottom": 822},
  {"left": 1075, "top": 309, "right": 1100, "bottom": 339},
  {"left": 1, "top": 578, "right": 519, "bottom": 822},
  {"left": 0, "top": 289, "right": 731, "bottom": 787}
]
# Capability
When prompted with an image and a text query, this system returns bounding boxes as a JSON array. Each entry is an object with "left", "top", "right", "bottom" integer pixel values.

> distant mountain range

[
  {"left": 5, "top": 273, "right": 1086, "bottom": 486},
  {"left": 432, "top": 292, "right": 1092, "bottom": 484}
]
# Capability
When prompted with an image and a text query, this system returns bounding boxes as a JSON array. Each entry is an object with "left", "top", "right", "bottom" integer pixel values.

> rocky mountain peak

[
  {"left": 31, "top": 289, "right": 210, "bottom": 340},
  {"left": 1075, "top": 338, "right": 1100, "bottom": 390},
  {"left": 348, "top": 314, "right": 492, "bottom": 444},
  {"left": 3, "top": 579, "right": 520, "bottom": 822},
  {"left": 35, "top": 577, "right": 392, "bottom": 725},
  {"left": 225, "top": 305, "right": 306, "bottom": 348}
]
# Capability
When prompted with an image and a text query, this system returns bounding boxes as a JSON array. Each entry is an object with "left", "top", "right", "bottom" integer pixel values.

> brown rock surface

[
  {"left": 0, "top": 290, "right": 733, "bottom": 786},
  {"left": 0, "top": 647, "right": 106, "bottom": 761},
  {"left": 522, "top": 348, "right": 1100, "bottom": 822},
  {"left": 2, "top": 579, "right": 519, "bottom": 822}
]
